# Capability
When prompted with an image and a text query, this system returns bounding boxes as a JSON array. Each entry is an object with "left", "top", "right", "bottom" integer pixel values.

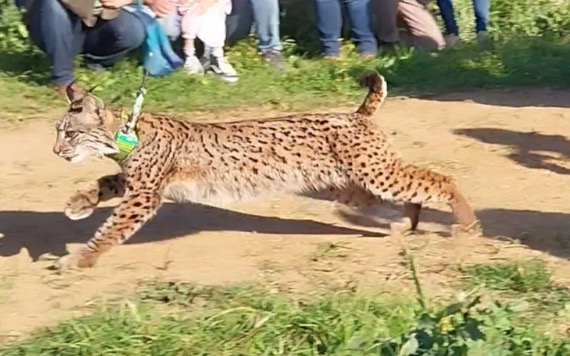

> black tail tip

[{"left": 358, "top": 71, "right": 385, "bottom": 92}]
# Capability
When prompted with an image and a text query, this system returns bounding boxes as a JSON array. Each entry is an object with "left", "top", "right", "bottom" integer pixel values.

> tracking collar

[{"left": 109, "top": 72, "right": 148, "bottom": 163}]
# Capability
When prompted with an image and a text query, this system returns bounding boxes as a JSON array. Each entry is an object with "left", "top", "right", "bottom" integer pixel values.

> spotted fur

[{"left": 53, "top": 72, "right": 480, "bottom": 270}]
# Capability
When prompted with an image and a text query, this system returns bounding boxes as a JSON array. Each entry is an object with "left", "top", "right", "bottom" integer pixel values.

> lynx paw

[
  {"left": 54, "top": 248, "right": 98, "bottom": 271},
  {"left": 65, "top": 191, "right": 97, "bottom": 220},
  {"left": 390, "top": 218, "right": 415, "bottom": 236},
  {"left": 451, "top": 220, "right": 483, "bottom": 238}
]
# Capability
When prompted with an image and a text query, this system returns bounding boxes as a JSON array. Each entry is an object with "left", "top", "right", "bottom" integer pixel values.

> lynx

[{"left": 52, "top": 72, "right": 480, "bottom": 270}]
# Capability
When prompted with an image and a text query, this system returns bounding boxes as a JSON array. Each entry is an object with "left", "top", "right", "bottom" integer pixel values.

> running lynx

[{"left": 52, "top": 72, "right": 480, "bottom": 270}]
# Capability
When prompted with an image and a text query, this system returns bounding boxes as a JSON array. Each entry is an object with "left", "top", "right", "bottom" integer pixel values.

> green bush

[{"left": 0, "top": 0, "right": 31, "bottom": 53}]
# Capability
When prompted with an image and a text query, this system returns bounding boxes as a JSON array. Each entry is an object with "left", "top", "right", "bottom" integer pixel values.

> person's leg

[
  {"left": 157, "top": 11, "right": 182, "bottom": 41},
  {"left": 435, "top": 0, "right": 458, "bottom": 35},
  {"left": 374, "top": 0, "right": 400, "bottom": 44},
  {"left": 314, "top": 0, "right": 342, "bottom": 57},
  {"left": 14, "top": 0, "right": 27, "bottom": 9},
  {"left": 250, "top": 0, "right": 285, "bottom": 70},
  {"left": 225, "top": 0, "right": 254, "bottom": 45},
  {"left": 201, "top": 3, "right": 238, "bottom": 83},
  {"left": 83, "top": 10, "right": 145, "bottom": 67},
  {"left": 473, "top": 0, "right": 490, "bottom": 36},
  {"left": 181, "top": 10, "right": 204, "bottom": 75},
  {"left": 435, "top": 0, "right": 460, "bottom": 46},
  {"left": 250, "top": 0, "right": 282, "bottom": 53},
  {"left": 397, "top": 0, "right": 445, "bottom": 52},
  {"left": 26, "top": 0, "right": 85, "bottom": 88},
  {"left": 343, "top": 0, "right": 377, "bottom": 56}
]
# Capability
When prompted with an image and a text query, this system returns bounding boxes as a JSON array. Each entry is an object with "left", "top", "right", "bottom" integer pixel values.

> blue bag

[{"left": 131, "top": 2, "right": 183, "bottom": 77}]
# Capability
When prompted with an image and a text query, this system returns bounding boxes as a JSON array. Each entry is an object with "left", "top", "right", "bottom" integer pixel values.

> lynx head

[{"left": 53, "top": 83, "right": 121, "bottom": 163}]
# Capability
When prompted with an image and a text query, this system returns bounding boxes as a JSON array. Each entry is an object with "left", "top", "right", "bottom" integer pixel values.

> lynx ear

[
  {"left": 86, "top": 84, "right": 99, "bottom": 94},
  {"left": 65, "top": 81, "right": 85, "bottom": 104}
]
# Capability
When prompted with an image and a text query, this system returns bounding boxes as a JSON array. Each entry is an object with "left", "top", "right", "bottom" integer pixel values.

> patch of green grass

[
  {"left": 2, "top": 281, "right": 569, "bottom": 355},
  {"left": 463, "top": 259, "right": 552, "bottom": 293},
  {"left": 462, "top": 259, "right": 570, "bottom": 331},
  {"left": 3, "top": 254, "right": 570, "bottom": 356},
  {"left": 2, "top": 36, "right": 570, "bottom": 118}
]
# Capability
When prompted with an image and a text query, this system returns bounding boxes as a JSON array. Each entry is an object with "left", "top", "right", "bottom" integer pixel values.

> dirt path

[{"left": 1, "top": 89, "right": 570, "bottom": 339}]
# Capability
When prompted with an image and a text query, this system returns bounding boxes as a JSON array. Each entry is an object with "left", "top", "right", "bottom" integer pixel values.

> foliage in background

[{"left": 0, "top": 0, "right": 569, "bottom": 116}]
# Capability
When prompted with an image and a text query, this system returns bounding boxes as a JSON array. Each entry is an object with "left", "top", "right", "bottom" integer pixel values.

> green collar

[
  {"left": 108, "top": 73, "right": 147, "bottom": 163},
  {"left": 109, "top": 111, "right": 139, "bottom": 163}
]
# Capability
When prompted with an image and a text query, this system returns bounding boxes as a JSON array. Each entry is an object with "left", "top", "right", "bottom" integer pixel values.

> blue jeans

[
  {"left": 159, "top": 0, "right": 282, "bottom": 53},
  {"left": 227, "top": 0, "right": 282, "bottom": 52},
  {"left": 26, "top": 0, "right": 145, "bottom": 86},
  {"left": 436, "top": 0, "right": 490, "bottom": 35},
  {"left": 313, "top": 0, "right": 377, "bottom": 56}
]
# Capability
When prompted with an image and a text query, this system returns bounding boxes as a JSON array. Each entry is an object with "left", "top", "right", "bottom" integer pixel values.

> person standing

[
  {"left": 313, "top": 0, "right": 378, "bottom": 59},
  {"left": 225, "top": 0, "right": 285, "bottom": 71},
  {"left": 436, "top": 0, "right": 490, "bottom": 47}
]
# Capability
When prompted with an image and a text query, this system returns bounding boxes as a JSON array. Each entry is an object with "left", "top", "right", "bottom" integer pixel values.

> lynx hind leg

[
  {"left": 325, "top": 186, "right": 420, "bottom": 235},
  {"left": 448, "top": 188, "right": 483, "bottom": 238},
  {"left": 65, "top": 174, "right": 125, "bottom": 220},
  {"left": 424, "top": 173, "right": 482, "bottom": 237},
  {"left": 353, "top": 163, "right": 481, "bottom": 237},
  {"left": 390, "top": 203, "right": 421, "bottom": 236}
]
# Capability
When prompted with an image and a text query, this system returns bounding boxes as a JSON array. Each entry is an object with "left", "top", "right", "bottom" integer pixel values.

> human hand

[
  {"left": 100, "top": 0, "right": 133, "bottom": 9},
  {"left": 144, "top": 0, "right": 175, "bottom": 17}
]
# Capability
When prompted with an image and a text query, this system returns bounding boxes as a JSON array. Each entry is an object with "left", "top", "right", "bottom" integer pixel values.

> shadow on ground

[
  {"left": 0, "top": 203, "right": 384, "bottom": 261},
  {"left": 1, "top": 200, "right": 569, "bottom": 263},
  {"left": 339, "top": 207, "right": 570, "bottom": 260},
  {"left": 454, "top": 128, "right": 570, "bottom": 175}
]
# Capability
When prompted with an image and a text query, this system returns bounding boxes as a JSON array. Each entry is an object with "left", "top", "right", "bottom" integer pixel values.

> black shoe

[
  {"left": 261, "top": 50, "right": 285, "bottom": 72},
  {"left": 378, "top": 41, "right": 404, "bottom": 56}
]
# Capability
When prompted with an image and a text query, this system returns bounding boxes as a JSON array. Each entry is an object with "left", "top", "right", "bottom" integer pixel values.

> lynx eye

[{"left": 65, "top": 131, "right": 78, "bottom": 139}]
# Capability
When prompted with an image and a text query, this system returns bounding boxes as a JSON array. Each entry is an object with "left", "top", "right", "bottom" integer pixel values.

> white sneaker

[
  {"left": 444, "top": 33, "right": 460, "bottom": 48},
  {"left": 209, "top": 56, "right": 239, "bottom": 83},
  {"left": 183, "top": 55, "right": 204, "bottom": 76}
]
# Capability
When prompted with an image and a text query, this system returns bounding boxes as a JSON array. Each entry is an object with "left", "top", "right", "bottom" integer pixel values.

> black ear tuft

[
  {"left": 66, "top": 81, "right": 85, "bottom": 104},
  {"left": 87, "top": 85, "right": 100, "bottom": 94}
]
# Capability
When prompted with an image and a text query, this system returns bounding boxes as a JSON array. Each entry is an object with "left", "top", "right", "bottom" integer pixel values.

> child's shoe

[
  {"left": 183, "top": 55, "right": 205, "bottom": 76},
  {"left": 209, "top": 56, "right": 239, "bottom": 83}
]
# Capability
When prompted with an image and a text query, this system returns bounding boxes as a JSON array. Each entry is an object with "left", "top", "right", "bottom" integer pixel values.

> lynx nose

[{"left": 53, "top": 140, "right": 64, "bottom": 155}]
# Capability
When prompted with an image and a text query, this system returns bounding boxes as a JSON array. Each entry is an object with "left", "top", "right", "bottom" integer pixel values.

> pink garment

[{"left": 178, "top": 0, "right": 231, "bottom": 49}]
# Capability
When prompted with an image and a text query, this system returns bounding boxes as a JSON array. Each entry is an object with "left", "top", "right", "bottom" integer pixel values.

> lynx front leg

[
  {"left": 56, "top": 190, "right": 162, "bottom": 270},
  {"left": 65, "top": 173, "right": 125, "bottom": 220}
]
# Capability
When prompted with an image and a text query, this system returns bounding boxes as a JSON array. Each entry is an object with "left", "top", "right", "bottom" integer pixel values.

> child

[{"left": 178, "top": 0, "right": 238, "bottom": 83}]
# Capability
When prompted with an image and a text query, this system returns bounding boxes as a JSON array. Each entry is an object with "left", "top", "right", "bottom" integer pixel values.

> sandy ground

[{"left": 1, "top": 89, "right": 570, "bottom": 340}]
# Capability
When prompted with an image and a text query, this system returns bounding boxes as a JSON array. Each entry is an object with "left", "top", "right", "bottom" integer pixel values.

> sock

[
  {"left": 211, "top": 46, "right": 224, "bottom": 59},
  {"left": 184, "top": 39, "right": 196, "bottom": 58}
]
